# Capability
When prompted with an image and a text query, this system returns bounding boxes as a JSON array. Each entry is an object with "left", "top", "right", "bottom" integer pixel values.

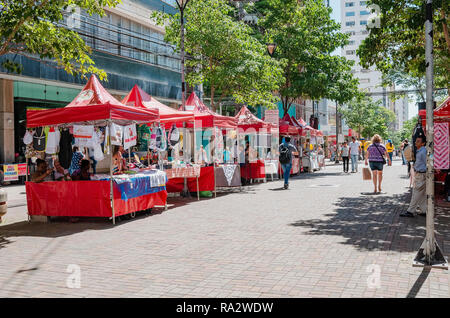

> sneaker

[
  {"left": 400, "top": 211, "right": 414, "bottom": 217},
  {"left": 284, "top": 183, "right": 289, "bottom": 189}
]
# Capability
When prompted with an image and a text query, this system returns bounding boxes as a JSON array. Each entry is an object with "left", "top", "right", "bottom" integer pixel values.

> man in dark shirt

[{"left": 279, "top": 136, "right": 298, "bottom": 189}]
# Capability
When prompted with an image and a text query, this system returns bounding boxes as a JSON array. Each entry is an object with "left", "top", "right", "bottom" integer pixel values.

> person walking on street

[
  {"left": 386, "top": 139, "right": 395, "bottom": 166},
  {"left": 365, "top": 134, "right": 391, "bottom": 194},
  {"left": 349, "top": 137, "right": 360, "bottom": 173},
  {"left": 341, "top": 142, "right": 350, "bottom": 173},
  {"left": 279, "top": 136, "right": 298, "bottom": 189},
  {"left": 400, "top": 136, "right": 427, "bottom": 217}
]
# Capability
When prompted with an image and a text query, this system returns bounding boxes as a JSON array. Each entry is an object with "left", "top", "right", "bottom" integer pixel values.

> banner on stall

[
  {"left": 124, "top": 124, "right": 137, "bottom": 149},
  {"left": 3, "top": 164, "right": 18, "bottom": 181},
  {"left": 73, "top": 125, "right": 94, "bottom": 147},
  {"left": 110, "top": 123, "right": 124, "bottom": 146}
]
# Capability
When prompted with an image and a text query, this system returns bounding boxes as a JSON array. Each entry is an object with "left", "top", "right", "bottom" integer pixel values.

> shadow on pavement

[
  {"left": 289, "top": 191, "right": 450, "bottom": 257},
  {"left": 406, "top": 268, "right": 431, "bottom": 298}
]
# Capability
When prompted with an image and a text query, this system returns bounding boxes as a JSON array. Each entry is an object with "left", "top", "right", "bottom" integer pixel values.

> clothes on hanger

[
  {"left": 58, "top": 128, "right": 73, "bottom": 169},
  {"left": 33, "top": 127, "right": 46, "bottom": 152},
  {"left": 45, "top": 126, "right": 60, "bottom": 154}
]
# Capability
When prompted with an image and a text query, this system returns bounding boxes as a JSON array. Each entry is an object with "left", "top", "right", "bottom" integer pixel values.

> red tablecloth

[
  {"left": 26, "top": 181, "right": 167, "bottom": 218},
  {"left": 166, "top": 166, "right": 215, "bottom": 192},
  {"left": 240, "top": 160, "right": 266, "bottom": 180}
]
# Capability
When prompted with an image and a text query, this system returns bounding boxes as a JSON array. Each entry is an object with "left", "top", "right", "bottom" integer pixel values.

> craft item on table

[
  {"left": 33, "top": 127, "right": 46, "bottom": 152},
  {"left": 73, "top": 125, "right": 94, "bottom": 147},
  {"left": 25, "top": 144, "right": 45, "bottom": 160},
  {"left": 123, "top": 124, "right": 137, "bottom": 149},
  {"left": 58, "top": 128, "right": 73, "bottom": 169},
  {"left": 45, "top": 126, "right": 61, "bottom": 154},
  {"left": 23, "top": 130, "right": 34, "bottom": 145},
  {"left": 222, "top": 164, "right": 237, "bottom": 186},
  {"left": 168, "top": 124, "right": 180, "bottom": 146},
  {"left": 110, "top": 123, "right": 123, "bottom": 146}
]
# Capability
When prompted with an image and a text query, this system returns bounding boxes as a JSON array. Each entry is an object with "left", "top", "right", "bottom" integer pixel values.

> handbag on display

[
  {"left": 168, "top": 124, "right": 180, "bottom": 146},
  {"left": 23, "top": 130, "right": 34, "bottom": 145}
]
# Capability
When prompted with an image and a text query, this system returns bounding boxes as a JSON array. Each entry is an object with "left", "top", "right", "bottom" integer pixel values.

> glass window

[
  {"left": 360, "top": 10, "right": 370, "bottom": 15},
  {"left": 346, "top": 50, "right": 355, "bottom": 55},
  {"left": 345, "top": 2, "right": 354, "bottom": 7},
  {"left": 360, "top": 1, "right": 367, "bottom": 5},
  {"left": 360, "top": 20, "right": 367, "bottom": 25},
  {"left": 346, "top": 21, "right": 355, "bottom": 26},
  {"left": 346, "top": 11, "right": 355, "bottom": 16}
]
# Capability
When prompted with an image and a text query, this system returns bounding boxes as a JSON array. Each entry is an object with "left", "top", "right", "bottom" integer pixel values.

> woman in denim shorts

[{"left": 365, "top": 134, "right": 391, "bottom": 193}]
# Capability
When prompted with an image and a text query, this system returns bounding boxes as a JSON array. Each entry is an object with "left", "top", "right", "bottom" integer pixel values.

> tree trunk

[{"left": 210, "top": 85, "right": 216, "bottom": 112}]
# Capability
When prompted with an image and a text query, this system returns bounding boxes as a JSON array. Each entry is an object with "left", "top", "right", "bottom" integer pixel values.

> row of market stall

[{"left": 24, "top": 75, "right": 325, "bottom": 223}]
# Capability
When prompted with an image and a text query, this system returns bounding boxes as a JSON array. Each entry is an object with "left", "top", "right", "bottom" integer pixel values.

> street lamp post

[
  {"left": 176, "top": 0, "right": 190, "bottom": 111},
  {"left": 413, "top": 0, "right": 447, "bottom": 268}
]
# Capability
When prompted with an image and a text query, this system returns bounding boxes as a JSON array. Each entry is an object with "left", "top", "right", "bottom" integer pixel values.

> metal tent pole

[
  {"left": 108, "top": 121, "right": 115, "bottom": 225},
  {"left": 413, "top": 0, "right": 447, "bottom": 269}
]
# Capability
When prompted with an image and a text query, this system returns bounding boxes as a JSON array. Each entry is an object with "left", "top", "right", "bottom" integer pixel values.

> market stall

[
  {"left": 182, "top": 92, "right": 240, "bottom": 194},
  {"left": 235, "top": 105, "right": 275, "bottom": 183},
  {"left": 278, "top": 114, "right": 302, "bottom": 175},
  {"left": 122, "top": 85, "right": 205, "bottom": 199},
  {"left": 419, "top": 96, "right": 450, "bottom": 204},
  {"left": 26, "top": 75, "right": 165, "bottom": 223}
]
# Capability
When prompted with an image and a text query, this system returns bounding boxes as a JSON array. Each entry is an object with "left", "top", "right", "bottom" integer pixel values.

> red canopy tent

[
  {"left": 27, "top": 75, "right": 159, "bottom": 127},
  {"left": 295, "top": 117, "right": 318, "bottom": 137},
  {"left": 235, "top": 105, "right": 272, "bottom": 131},
  {"left": 279, "top": 114, "right": 301, "bottom": 135},
  {"left": 122, "top": 85, "right": 194, "bottom": 126},
  {"left": 419, "top": 96, "right": 450, "bottom": 127},
  {"left": 183, "top": 92, "right": 237, "bottom": 129}
]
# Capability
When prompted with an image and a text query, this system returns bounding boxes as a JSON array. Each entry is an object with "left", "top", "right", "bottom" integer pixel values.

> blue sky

[{"left": 330, "top": 0, "right": 340, "bottom": 23}]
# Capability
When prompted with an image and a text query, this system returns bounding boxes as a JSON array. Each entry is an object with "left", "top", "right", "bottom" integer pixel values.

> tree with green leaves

[
  {"left": 357, "top": 0, "right": 449, "bottom": 92},
  {"left": 152, "top": 0, "right": 284, "bottom": 111},
  {"left": 392, "top": 115, "right": 419, "bottom": 146},
  {"left": 341, "top": 95, "right": 396, "bottom": 140},
  {"left": 0, "top": 0, "right": 120, "bottom": 80},
  {"left": 258, "top": 0, "right": 356, "bottom": 114}
]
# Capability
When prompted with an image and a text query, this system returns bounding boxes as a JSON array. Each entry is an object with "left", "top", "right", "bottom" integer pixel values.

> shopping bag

[{"left": 362, "top": 166, "right": 372, "bottom": 180}]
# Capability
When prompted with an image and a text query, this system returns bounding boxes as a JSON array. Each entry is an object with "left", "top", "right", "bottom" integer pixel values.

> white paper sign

[
  {"left": 73, "top": 125, "right": 94, "bottom": 147},
  {"left": 110, "top": 123, "right": 123, "bottom": 146}
]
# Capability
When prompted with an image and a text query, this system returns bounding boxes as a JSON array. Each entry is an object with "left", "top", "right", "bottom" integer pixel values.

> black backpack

[{"left": 279, "top": 144, "right": 292, "bottom": 164}]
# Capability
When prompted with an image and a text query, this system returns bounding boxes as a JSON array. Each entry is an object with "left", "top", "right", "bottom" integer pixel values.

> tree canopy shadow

[{"left": 290, "top": 191, "right": 450, "bottom": 256}]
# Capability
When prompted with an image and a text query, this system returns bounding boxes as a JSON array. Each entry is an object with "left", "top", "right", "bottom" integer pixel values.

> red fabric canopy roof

[
  {"left": 279, "top": 114, "right": 301, "bottom": 135},
  {"left": 419, "top": 96, "right": 450, "bottom": 127},
  {"left": 27, "top": 75, "right": 159, "bottom": 128},
  {"left": 235, "top": 105, "right": 271, "bottom": 131},
  {"left": 122, "top": 85, "right": 194, "bottom": 125},
  {"left": 183, "top": 92, "right": 237, "bottom": 129}
]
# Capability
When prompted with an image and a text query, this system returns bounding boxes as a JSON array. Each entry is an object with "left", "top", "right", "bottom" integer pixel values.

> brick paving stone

[{"left": 0, "top": 160, "right": 449, "bottom": 298}]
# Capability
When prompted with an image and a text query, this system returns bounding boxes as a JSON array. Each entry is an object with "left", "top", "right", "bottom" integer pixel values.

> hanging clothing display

[
  {"left": 23, "top": 130, "right": 34, "bottom": 145},
  {"left": 69, "top": 150, "right": 84, "bottom": 175},
  {"left": 149, "top": 128, "right": 157, "bottom": 150},
  {"left": 168, "top": 124, "right": 180, "bottom": 146},
  {"left": 73, "top": 125, "right": 94, "bottom": 147},
  {"left": 110, "top": 123, "right": 123, "bottom": 146},
  {"left": 123, "top": 124, "right": 137, "bottom": 149},
  {"left": 33, "top": 127, "right": 46, "bottom": 152},
  {"left": 45, "top": 126, "right": 61, "bottom": 154},
  {"left": 58, "top": 128, "right": 73, "bottom": 169},
  {"left": 156, "top": 126, "right": 166, "bottom": 151}
]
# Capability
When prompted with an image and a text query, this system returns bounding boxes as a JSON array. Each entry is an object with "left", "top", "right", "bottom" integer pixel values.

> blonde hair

[{"left": 371, "top": 134, "right": 382, "bottom": 144}]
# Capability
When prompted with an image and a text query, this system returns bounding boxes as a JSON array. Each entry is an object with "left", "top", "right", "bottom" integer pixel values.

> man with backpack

[{"left": 279, "top": 136, "right": 298, "bottom": 189}]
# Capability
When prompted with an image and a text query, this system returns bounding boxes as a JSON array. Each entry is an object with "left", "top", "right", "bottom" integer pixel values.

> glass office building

[{"left": 0, "top": 0, "right": 182, "bottom": 162}]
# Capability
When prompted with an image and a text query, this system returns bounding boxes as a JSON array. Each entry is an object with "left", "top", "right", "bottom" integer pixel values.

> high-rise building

[
  {"left": 340, "top": 0, "right": 384, "bottom": 103},
  {"left": 0, "top": 0, "right": 182, "bottom": 163}
]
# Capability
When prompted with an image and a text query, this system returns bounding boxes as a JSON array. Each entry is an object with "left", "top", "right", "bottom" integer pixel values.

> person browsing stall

[
  {"left": 401, "top": 136, "right": 427, "bottom": 217},
  {"left": 31, "top": 159, "right": 53, "bottom": 183},
  {"left": 71, "top": 159, "right": 92, "bottom": 181}
]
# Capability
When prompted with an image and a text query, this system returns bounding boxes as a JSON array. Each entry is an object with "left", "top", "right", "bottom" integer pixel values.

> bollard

[{"left": 0, "top": 188, "right": 7, "bottom": 223}]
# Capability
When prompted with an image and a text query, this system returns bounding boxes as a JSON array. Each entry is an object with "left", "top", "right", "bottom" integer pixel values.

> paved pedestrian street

[{"left": 0, "top": 160, "right": 449, "bottom": 298}]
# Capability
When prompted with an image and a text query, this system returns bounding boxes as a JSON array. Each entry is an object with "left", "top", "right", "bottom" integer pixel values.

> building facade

[
  {"left": 0, "top": 0, "right": 182, "bottom": 163},
  {"left": 340, "top": 0, "right": 385, "bottom": 105}
]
